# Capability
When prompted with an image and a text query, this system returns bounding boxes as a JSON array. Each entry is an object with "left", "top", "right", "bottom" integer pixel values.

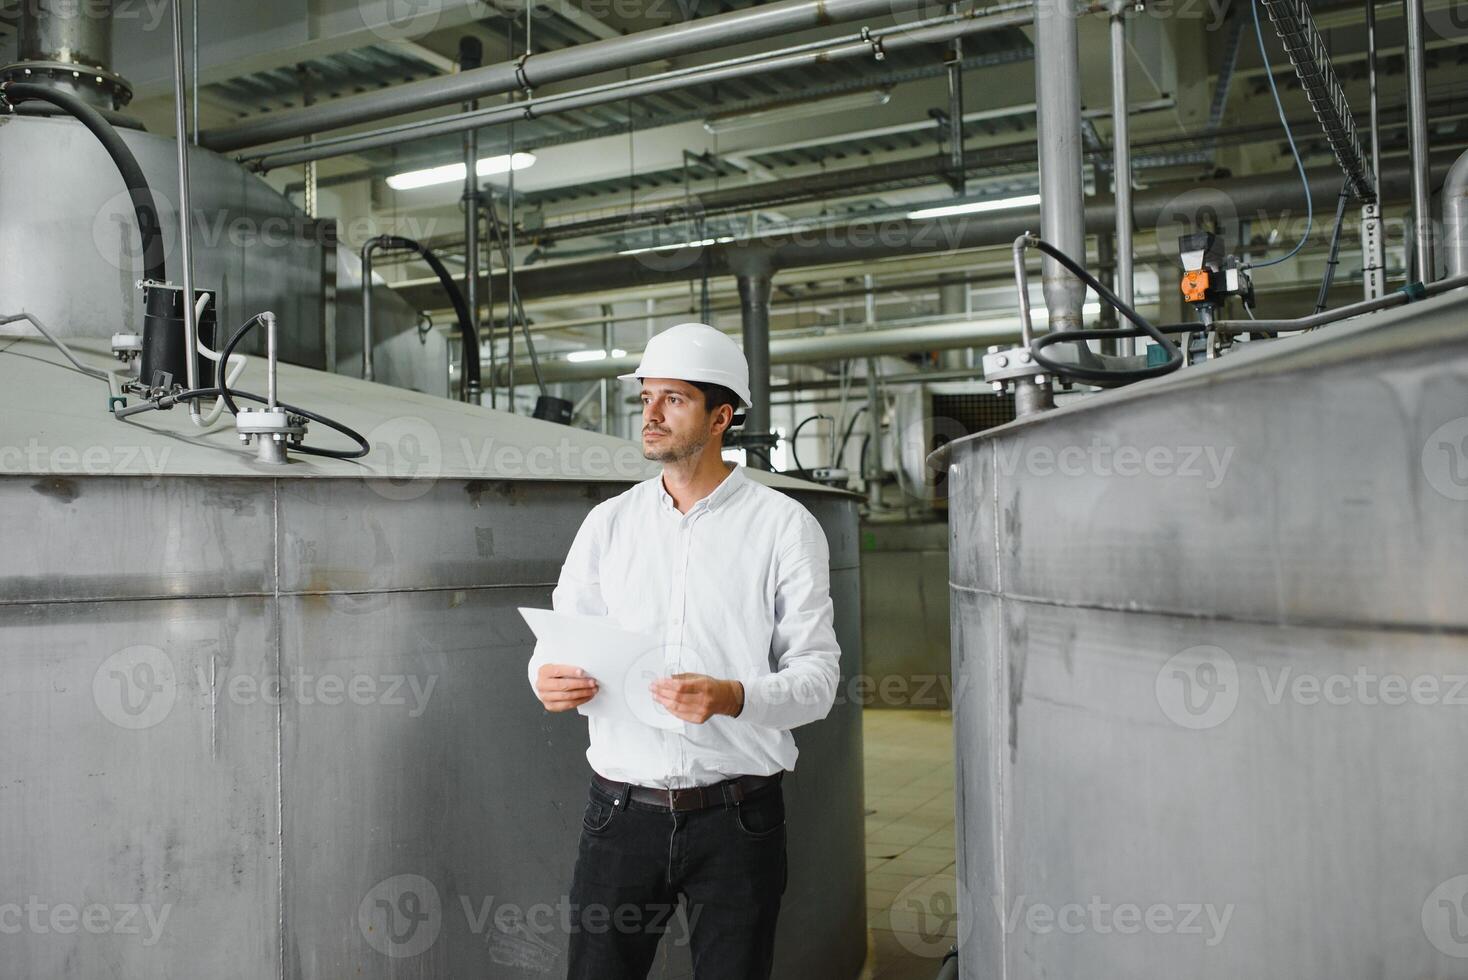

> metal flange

[{"left": 236, "top": 406, "right": 307, "bottom": 465}]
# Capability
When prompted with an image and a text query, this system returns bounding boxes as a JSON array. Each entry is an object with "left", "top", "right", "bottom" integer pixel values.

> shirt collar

[{"left": 657, "top": 463, "right": 746, "bottom": 514}]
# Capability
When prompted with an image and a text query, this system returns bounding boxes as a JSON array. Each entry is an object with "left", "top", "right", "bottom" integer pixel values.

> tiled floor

[{"left": 858, "top": 709, "right": 957, "bottom": 980}]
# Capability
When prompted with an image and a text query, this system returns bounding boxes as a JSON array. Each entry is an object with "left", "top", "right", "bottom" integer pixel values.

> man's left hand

[{"left": 649, "top": 673, "right": 744, "bottom": 724}]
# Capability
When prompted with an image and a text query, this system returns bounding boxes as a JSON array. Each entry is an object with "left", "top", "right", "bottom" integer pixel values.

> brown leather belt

[{"left": 591, "top": 769, "right": 782, "bottom": 812}]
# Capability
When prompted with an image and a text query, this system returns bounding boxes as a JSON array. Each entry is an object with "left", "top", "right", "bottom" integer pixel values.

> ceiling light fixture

[
  {"left": 617, "top": 236, "right": 734, "bottom": 256},
  {"left": 905, "top": 193, "right": 1042, "bottom": 221},
  {"left": 386, "top": 152, "right": 537, "bottom": 191}
]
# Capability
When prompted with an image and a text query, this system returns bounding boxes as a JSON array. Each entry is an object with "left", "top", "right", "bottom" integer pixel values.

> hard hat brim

[{"left": 617, "top": 372, "right": 751, "bottom": 409}]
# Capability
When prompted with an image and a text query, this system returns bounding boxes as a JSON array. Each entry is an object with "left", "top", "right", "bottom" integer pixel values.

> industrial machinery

[
  {"left": 942, "top": 285, "right": 1468, "bottom": 978},
  {"left": 0, "top": 3, "right": 870, "bottom": 977}
]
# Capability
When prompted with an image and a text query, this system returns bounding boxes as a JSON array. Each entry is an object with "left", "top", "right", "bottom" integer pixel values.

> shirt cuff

[{"left": 735, "top": 674, "right": 789, "bottom": 729}]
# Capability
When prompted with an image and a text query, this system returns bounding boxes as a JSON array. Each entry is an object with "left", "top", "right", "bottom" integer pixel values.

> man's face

[{"left": 640, "top": 378, "right": 720, "bottom": 463}]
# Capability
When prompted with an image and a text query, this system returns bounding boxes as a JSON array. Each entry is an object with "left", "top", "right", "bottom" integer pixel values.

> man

[{"left": 528, "top": 321, "right": 841, "bottom": 980}]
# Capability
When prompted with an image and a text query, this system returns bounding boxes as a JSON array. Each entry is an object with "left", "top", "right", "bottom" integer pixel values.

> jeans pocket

[
  {"left": 582, "top": 787, "right": 622, "bottom": 835},
  {"left": 733, "top": 788, "right": 785, "bottom": 840}
]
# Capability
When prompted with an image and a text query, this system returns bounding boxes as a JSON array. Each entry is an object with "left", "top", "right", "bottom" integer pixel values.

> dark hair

[{"left": 692, "top": 381, "right": 740, "bottom": 416}]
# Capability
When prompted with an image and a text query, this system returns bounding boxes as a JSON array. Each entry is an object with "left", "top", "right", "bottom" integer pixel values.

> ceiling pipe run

[
  {"left": 494, "top": 318, "right": 1025, "bottom": 386},
  {"left": 395, "top": 152, "right": 1461, "bottom": 310},
  {"left": 201, "top": 0, "right": 972, "bottom": 153}
]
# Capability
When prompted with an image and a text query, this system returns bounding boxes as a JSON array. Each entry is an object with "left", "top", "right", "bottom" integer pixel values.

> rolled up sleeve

[{"left": 737, "top": 515, "right": 841, "bottom": 730}]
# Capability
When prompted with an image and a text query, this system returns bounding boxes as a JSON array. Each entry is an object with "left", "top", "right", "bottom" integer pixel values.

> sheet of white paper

[{"left": 520, "top": 607, "right": 683, "bottom": 731}]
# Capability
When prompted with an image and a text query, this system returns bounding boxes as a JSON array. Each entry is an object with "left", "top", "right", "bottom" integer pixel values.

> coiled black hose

[
  {"left": 371, "top": 234, "right": 480, "bottom": 397},
  {"left": 1026, "top": 238, "right": 1185, "bottom": 384},
  {"left": 2, "top": 81, "right": 168, "bottom": 284},
  {"left": 212, "top": 314, "right": 370, "bottom": 459}
]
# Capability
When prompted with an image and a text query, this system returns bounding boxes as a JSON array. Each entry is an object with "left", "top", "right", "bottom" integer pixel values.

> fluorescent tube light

[
  {"left": 617, "top": 236, "right": 734, "bottom": 256},
  {"left": 905, "top": 193, "right": 1042, "bottom": 221},
  {"left": 386, "top": 152, "right": 536, "bottom": 190}
]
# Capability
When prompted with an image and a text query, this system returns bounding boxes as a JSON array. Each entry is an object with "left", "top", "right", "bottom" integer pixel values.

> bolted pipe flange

[
  {"left": 983, "top": 344, "right": 1054, "bottom": 415},
  {"left": 235, "top": 406, "right": 307, "bottom": 465}
]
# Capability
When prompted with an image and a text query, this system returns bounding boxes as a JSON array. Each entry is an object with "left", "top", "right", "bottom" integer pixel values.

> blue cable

[{"left": 1249, "top": 0, "right": 1313, "bottom": 268}]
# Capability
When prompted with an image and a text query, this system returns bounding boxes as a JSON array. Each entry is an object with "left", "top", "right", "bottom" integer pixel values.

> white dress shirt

[{"left": 528, "top": 463, "right": 841, "bottom": 789}]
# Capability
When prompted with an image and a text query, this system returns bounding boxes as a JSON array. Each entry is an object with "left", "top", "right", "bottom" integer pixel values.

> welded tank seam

[
  {"left": 950, "top": 582, "right": 1468, "bottom": 637},
  {"left": 274, "top": 480, "right": 285, "bottom": 980},
  {"left": 0, "top": 581, "right": 564, "bottom": 606}
]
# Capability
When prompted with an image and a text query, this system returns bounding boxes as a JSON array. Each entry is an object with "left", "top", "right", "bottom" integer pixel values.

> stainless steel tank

[
  {"left": 0, "top": 339, "right": 866, "bottom": 978},
  {"left": 0, "top": 113, "right": 425, "bottom": 381},
  {"left": 944, "top": 288, "right": 1468, "bottom": 977}
]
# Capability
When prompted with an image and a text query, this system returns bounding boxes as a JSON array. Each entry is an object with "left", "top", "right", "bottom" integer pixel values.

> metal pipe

[
  {"left": 500, "top": 316, "right": 1023, "bottom": 386},
  {"left": 450, "top": 151, "right": 1463, "bottom": 305},
  {"left": 1446, "top": 150, "right": 1468, "bottom": 277},
  {"left": 1013, "top": 234, "right": 1038, "bottom": 346},
  {"left": 1210, "top": 271, "right": 1468, "bottom": 333},
  {"left": 241, "top": 3, "right": 1036, "bottom": 172},
  {"left": 1404, "top": 0, "right": 1434, "bottom": 281},
  {"left": 264, "top": 311, "right": 278, "bottom": 408},
  {"left": 460, "top": 37, "right": 484, "bottom": 405},
  {"left": 737, "top": 270, "right": 774, "bottom": 470},
  {"left": 190, "top": 0, "right": 198, "bottom": 144},
  {"left": 203, "top": 0, "right": 970, "bottom": 153},
  {"left": 1035, "top": 0, "right": 1087, "bottom": 332},
  {"left": 946, "top": 4, "right": 966, "bottom": 196},
  {"left": 170, "top": 0, "right": 198, "bottom": 395},
  {"left": 862, "top": 275, "right": 884, "bottom": 510},
  {"left": 1110, "top": 8, "right": 1136, "bottom": 356},
  {"left": 938, "top": 273, "right": 968, "bottom": 368},
  {"left": 1361, "top": 0, "right": 1386, "bottom": 299},
  {"left": 360, "top": 237, "right": 387, "bottom": 382}
]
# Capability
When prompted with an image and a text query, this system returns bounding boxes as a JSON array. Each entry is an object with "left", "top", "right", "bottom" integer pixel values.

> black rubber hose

[
  {"left": 217, "top": 313, "right": 263, "bottom": 416},
  {"left": 374, "top": 235, "right": 480, "bottom": 397},
  {"left": 1026, "top": 238, "right": 1184, "bottom": 384},
  {"left": 834, "top": 404, "right": 869, "bottom": 467},
  {"left": 788, "top": 413, "right": 830, "bottom": 473},
  {"left": 209, "top": 315, "right": 369, "bottom": 459},
  {"left": 172, "top": 386, "right": 371, "bottom": 460},
  {"left": 3, "top": 81, "right": 168, "bottom": 285}
]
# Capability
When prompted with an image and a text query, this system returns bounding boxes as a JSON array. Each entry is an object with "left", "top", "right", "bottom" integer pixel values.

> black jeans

[{"left": 566, "top": 775, "right": 788, "bottom": 980}]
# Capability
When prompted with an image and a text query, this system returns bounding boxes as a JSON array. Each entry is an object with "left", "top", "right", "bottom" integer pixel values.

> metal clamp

[{"left": 861, "top": 26, "right": 886, "bottom": 61}]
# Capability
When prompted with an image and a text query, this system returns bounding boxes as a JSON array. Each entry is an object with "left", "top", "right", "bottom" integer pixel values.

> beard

[{"left": 642, "top": 426, "right": 708, "bottom": 463}]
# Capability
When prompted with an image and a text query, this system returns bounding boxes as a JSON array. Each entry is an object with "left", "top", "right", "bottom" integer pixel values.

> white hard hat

[{"left": 618, "top": 322, "right": 752, "bottom": 408}]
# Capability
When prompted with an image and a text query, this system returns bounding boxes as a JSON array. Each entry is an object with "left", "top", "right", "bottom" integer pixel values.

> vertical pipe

[
  {"left": 361, "top": 239, "right": 376, "bottom": 382},
  {"left": 945, "top": 4, "right": 965, "bottom": 196},
  {"left": 1404, "top": 0, "right": 1434, "bottom": 282},
  {"left": 737, "top": 270, "right": 773, "bottom": 471},
  {"left": 1361, "top": 0, "right": 1386, "bottom": 299},
  {"left": 170, "top": 0, "right": 198, "bottom": 394},
  {"left": 1445, "top": 150, "right": 1468, "bottom": 277},
  {"left": 460, "top": 37, "right": 484, "bottom": 405},
  {"left": 463, "top": 140, "right": 480, "bottom": 402},
  {"left": 1109, "top": 8, "right": 1136, "bottom": 356},
  {"left": 264, "top": 311, "right": 278, "bottom": 409},
  {"left": 190, "top": 0, "right": 198, "bottom": 144},
  {"left": 1035, "top": 0, "right": 1087, "bottom": 332},
  {"left": 600, "top": 306, "right": 612, "bottom": 435},
  {"left": 506, "top": 140, "right": 518, "bottom": 412},
  {"left": 863, "top": 274, "right": 883, "bottom": 510},
  {"left": 938, "top": 274, "right": 967, "bottom": 369}
]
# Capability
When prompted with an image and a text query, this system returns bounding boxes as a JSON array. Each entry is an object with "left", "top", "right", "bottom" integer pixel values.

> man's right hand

[{"left": 534, "top": 663, "right": 599, "bottom": 712}]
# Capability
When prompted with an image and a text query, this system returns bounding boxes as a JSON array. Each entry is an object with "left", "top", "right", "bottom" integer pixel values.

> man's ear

[{"left": 710, "top": 404, "right": 732, "bottom": 436}]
